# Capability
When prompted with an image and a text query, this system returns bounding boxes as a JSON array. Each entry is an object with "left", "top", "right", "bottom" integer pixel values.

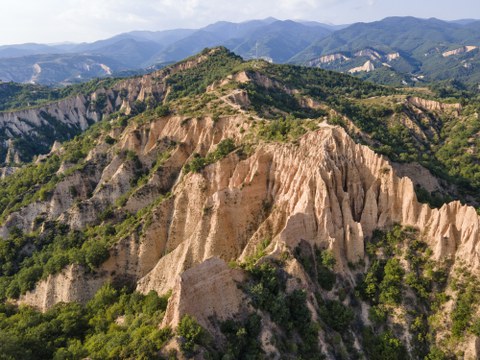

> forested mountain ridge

[
  {"left": 291, "top": 17, "right": 480, "bottom": 87},
  {"left": 0, "top": 48, "right": 480, "bottom": 359},
  {"left": 0, "top": 18, "right": 332, "bottom": 85},
  {"left": 3, "top": 17, "right": 480, "bottom": 90}
]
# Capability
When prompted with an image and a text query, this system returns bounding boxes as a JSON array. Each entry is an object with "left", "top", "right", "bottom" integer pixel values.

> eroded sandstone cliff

[{"left": 14, "top": 115, "right": 479, "bottom": 314}]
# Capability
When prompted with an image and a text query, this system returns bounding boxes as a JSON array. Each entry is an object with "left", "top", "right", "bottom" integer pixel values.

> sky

[{"left": 1, "top": 0, "right": 479, "bottom": 45}]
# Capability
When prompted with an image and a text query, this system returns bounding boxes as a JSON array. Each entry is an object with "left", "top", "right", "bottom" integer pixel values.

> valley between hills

[{"left": 0, "top": 47, "right": 480, "bottom": 359}]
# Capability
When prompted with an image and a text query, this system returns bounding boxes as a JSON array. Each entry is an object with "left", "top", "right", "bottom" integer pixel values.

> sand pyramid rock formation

[
  {"left": 18, "top": 115, "right": 480, "bottom": 311},
  {"left": 348, "top": 60, "right": 375, "bottom": 73},
  {"left": 161, "top": 257, "right": 247, "bottom": 333}
]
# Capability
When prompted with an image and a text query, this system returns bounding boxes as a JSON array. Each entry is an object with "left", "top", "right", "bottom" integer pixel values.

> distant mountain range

[
  {"left": 291, "top": 17, "right": 480, "bottom": 87},
  {"left": 0, "top": 18, "right": 332, "bottom": 84},
  {"left": 1, "top": 16, "right": 480, "bottom": 87}
]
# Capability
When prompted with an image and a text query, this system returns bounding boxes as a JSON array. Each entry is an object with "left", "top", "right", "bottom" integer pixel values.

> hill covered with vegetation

[
  {"left": 0, "top": 47, "right": 479, "bottom": 359},
  {"left": 3, "top": 17, "right": 480, "bottom": 91},
  {"left": 291, "top": 17, "right": 480, "bottom": 88}
]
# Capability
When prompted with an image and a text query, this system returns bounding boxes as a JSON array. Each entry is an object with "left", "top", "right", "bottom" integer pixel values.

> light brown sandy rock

[
  {"left": 309, "top": 53, "right": 350, "bottom": 66},
  {"left": 442, "top": 46, "right": 478, "bottom": 57},
  {"left": 354, "top": 49, "right": 382, "bottom": 60},
  {"left": 18, "top": 118, "right": 480, "bottom": 310},
  {"left": 392, "top": 162, "right": 442, "bottom": 194},
  {"left": 408, "top": 96, "right": 461, "bottom": 113},
  {"left": 19, "top": 264, "right": 105, "bottom": 311},
  {"left": 161, "top": 257, "right": 247, "bottom": 333},
  {"left": 386, "top": 52, "right": 400, "bottom": 61},
  {"left": 464, "top": 336, "right": 480, "bottom": 360},
  {"left": 348, "top": 60, "right": 375, "bottom": 73}
]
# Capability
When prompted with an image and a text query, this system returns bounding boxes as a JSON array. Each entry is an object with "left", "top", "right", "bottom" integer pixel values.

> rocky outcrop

[
  {"left": 135, "top": 122, "right": 480, "bottom": 282},
  {"left": 0, "top": 95, "right": 100, "bottom": 152},
  {"left": 348, "top": 60, "right": 375, "bottom": 73},
  {"left": 161, "top": 257, "right": 247, "bottom": 333},
  {"left": 354, "top": 49, "right": 382, "bottom": 61},
  {"left": 407, "top": 96, "right": 462, "bottom": 113},
  {"left": 19, "top": 264, "right": 105, "bottom": 311},
  {"left": 309, "top": 53, "right": 350, "bottom": 66},
  {"left": 464, "top": 336, "right": 480, "bottom": 360},
  {"left": 442, "top": 46, "right": 478, "bottom": 57},
  {"left": 392, "top": 162, "right": 443, "bottom": 193},
  {"left": 386, "top": 52, "right": 401, "bottom": 61},
  {"left": 312, "top": 49, "right": 395, "bottom": 69},
  {"left": 0, "top": 166, "right": 16, "bottom": 179}
]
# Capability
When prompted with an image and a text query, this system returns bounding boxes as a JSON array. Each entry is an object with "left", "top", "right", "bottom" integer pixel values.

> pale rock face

[
  {"left": 392, "top": 162, "right": 443, "bottom": 193},
  {"left": 463, "top": 335, "right": 480, "bottom": 360},
  {"left": 161, "top": 257, "right": 247, "bottom": 333},
  {"left": 386, "top": 52, "right": 401, "bottom": 61},
  {"left": 225, "top": 89, "right": 251, "bottom": 109},
  {"left": 99, "top": 64, "right": 112, "bottom": 75},
  {"left": 354, "top": 49, "right": 382, "bottom": 61},
  {"left": 0, "top": 94, "right": 93, "bottom": 134},
  {"left": 19, "top": 264, "right": 105, "bottom": 311},
  {"left": 137, "top": 124, "right": 480, "bottom": 290},
  {"left": 408, "top": 96, "right": 461, "bottom": 113},
  {"left": 442, "top": 46, "right": 478, "bottom": 57},
  {"left": 50, "top": 141, "right": 63, "bottom": 154},
  {"left": 17, "top": 114, "right": 480, "bottom": 315},
  {"left": 0, "top": 202, "right": 49, "bottom": 238},
  {"left": 309, "top": 53, "right": 350, "bottom": 66},
  {"left": 0, "top": 166, "right": 16, "bottom": 179},
  {"left": 348, "top": 60, "right": 375, "bottom": 73}
]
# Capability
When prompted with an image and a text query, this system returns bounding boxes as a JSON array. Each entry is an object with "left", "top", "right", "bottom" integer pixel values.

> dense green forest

[{"left": 0, "top": 284, "right": 172, "bottom": 360}]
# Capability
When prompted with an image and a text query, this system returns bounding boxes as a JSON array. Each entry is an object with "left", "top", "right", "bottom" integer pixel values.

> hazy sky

[{"left": 1, "top": 0, "right": 479, "bottom": 45}]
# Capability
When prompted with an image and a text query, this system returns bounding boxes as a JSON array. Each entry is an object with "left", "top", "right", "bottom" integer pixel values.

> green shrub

[
  {"left": 425, "top": 346, "right": 448, "bottom": 360},
  {"left": 379, "top": 259, "right": 404, "bottom": 305},
  {"left": 257, "top": 117, "right": 308, "bottom": 141},
  {"left": 220, "top": 314, "right": 263, "bottom": 359},
  {"left": 184, "top": 139, "right": 236, "bottom": 173},
  {"left": 362, "top": 329, "right": 407, "bottom": 360},
  {"left": 82, "top": 241, "right": 110, "bottom": 271},
  {"left": 155, "top": 105, "right": 171, "bottom": 117},
  {"left": 451, "top": 285, "right": 478, "bottom": 337},
  {"left": 165, "top": 47, "right": 243, "bottom": 101},
  {"left": 243, "top": 260, "right": 319, "bottom": 357},
  {"left": 184, "top": 153, "right": 207, "bottom": 173},
  {"left": 316, "top": 249, "right": 336, "bottom": 291},
  {"left": 177, "top": 315, "right": 205, "bottom": 354},
  {"left": 319, "top": 300, "right": 354, "bottom": 332},
  {"left": 104, "top": 135, "right": 116, "bottom": 145}
]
